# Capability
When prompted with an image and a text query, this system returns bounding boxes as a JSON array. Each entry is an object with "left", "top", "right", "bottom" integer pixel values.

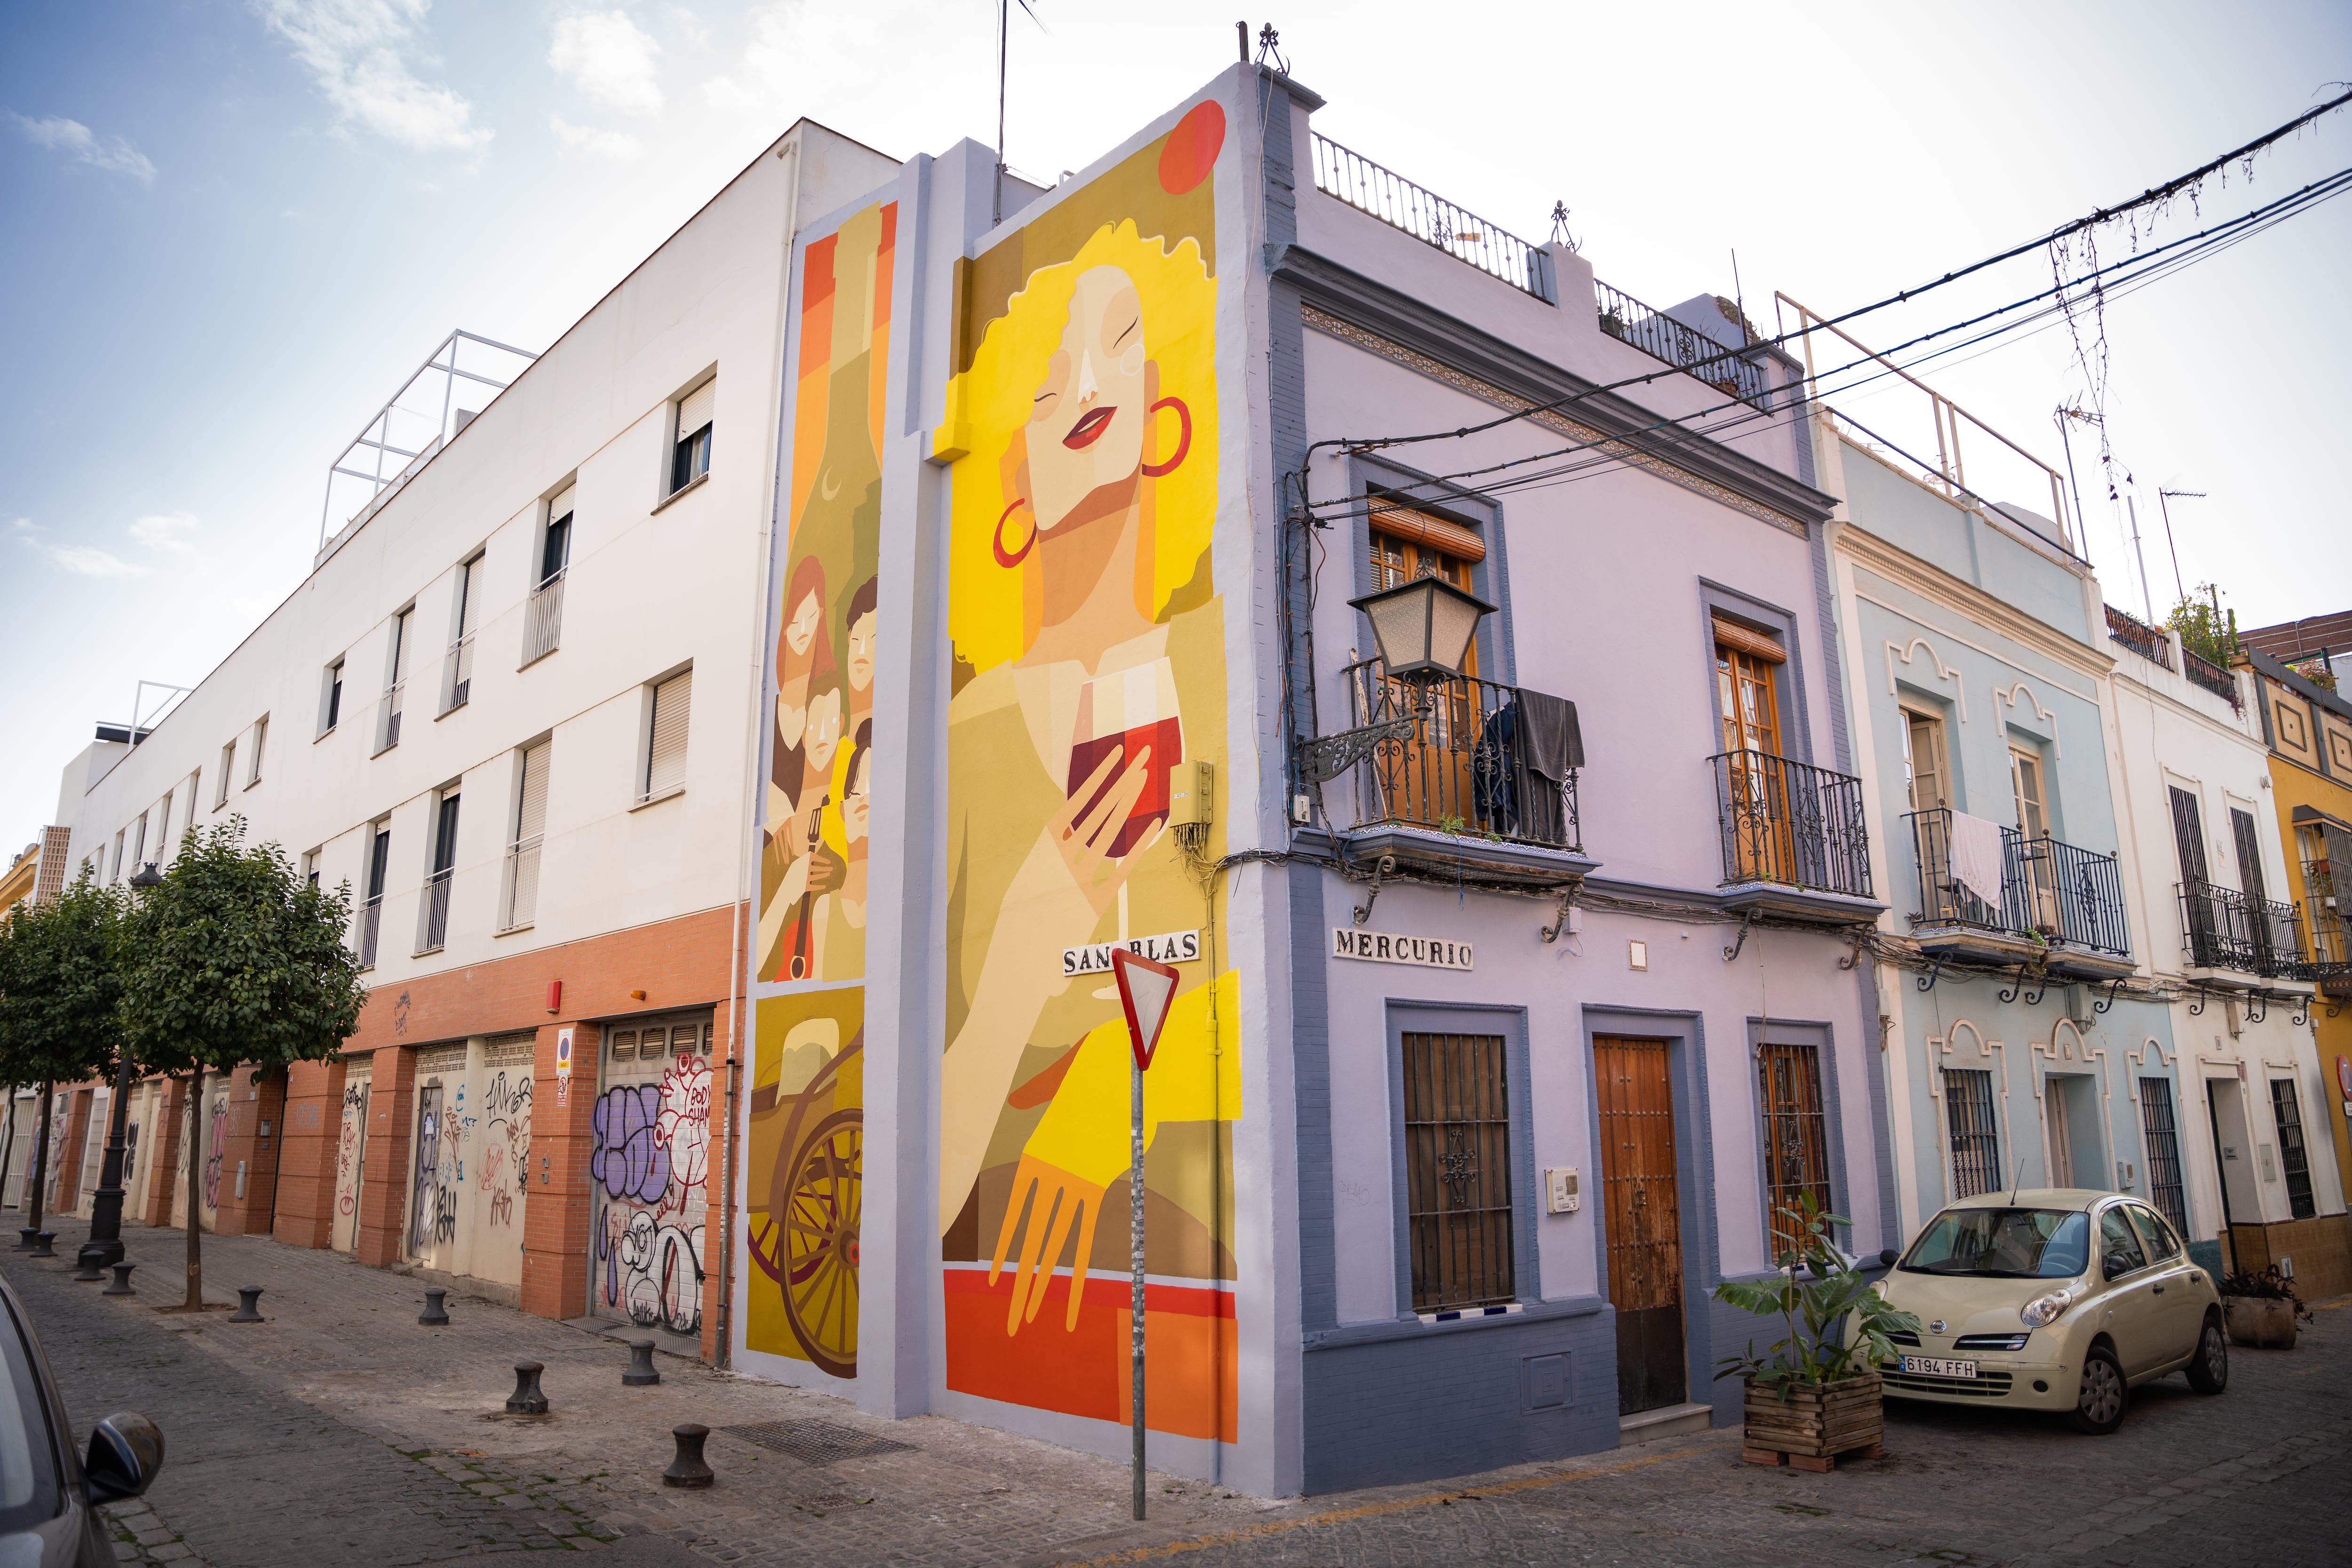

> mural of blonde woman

[{"left": 938, "top": 97, "right": 1237, "bottom": 1441}]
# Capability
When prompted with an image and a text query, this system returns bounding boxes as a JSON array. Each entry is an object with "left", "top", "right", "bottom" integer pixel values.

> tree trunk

[
  {"left": 183, "top": 1070, "right": 205, "bottom": 1311},
  {"left": 26, "top": 1081, "right": 52, "bottom": 1236}
]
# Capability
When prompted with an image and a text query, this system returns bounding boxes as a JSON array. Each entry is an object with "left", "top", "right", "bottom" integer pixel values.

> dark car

[{"left": 0, "top": 1270, "right": 164, "bottom": 1565}]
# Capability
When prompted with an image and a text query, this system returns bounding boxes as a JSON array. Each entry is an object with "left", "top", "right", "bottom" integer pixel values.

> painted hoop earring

[
  {"left": 1140, "top": 396, "right": 1192, "bottom": 478},
  {"left": 993, "top": 499, "right": 1037, "bottom": 568}
]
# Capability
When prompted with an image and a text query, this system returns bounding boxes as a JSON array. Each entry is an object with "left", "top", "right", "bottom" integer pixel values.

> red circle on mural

[{"left": 1158, "top": 100, "right": 1225, "bottom": 195}]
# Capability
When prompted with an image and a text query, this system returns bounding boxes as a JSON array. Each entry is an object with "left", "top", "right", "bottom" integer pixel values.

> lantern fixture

[{"left": 1348, "top": 574, "right": 1495, "bottom": 691}]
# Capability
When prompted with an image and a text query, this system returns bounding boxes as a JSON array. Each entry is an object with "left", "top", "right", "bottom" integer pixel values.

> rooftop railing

[
  {"left": 1308, "top": 134, "right": 1552, "bottom": 300},
  {"left": 1336, "top": 660, "right": 1582, "bottom": 852},
  {"left": 2183, "top": 646, "right": 2242, "bottom": 710},
  {"left": 1709, "top": 750, "right": 1872, "bottom": 898},
  {"left": 1595, "top": 280, "right": 1770, "bottom": 406},
  {"left": 1906, "top": 808, "right": 2131, "bottom": 958},
  {"left": 2105, "top": 605, "right": 2172, "bottom": 670}
]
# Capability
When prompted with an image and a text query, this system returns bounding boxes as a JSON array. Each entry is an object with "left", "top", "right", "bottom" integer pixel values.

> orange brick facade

[{"left": 24, "top": 904, "right": 742, "bottom": 1345}]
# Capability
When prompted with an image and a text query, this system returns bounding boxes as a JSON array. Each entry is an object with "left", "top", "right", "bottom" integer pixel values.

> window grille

[
  {"left": 1757, "top": 1042, "right": 1832, "bottom": 1249},
  {"left": 2138, "top": 1077, "right": 2189, "bottom": 1236},
  {"left": 2271, "top": 1077, "right": 2317, "bottom": 1220},
  {"left": 502, "top": 740, "right": 548, "bottom": 931},
  {"left": 1943, "top": 1067, "right": 2001, "bottom": 1199},
  {"left": 1401, "top": 1031, "right": 1514, "bottom": 1311}
]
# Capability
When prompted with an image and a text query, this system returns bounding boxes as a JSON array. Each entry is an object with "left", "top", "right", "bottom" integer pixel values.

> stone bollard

[
  {"left": 73, "top": 1246, "right": 108, "bottom": 1282},
  {"left": 419, "top": 1288, "right": 450, "bottom": 1326},
  {"left": 13, "top": 1227, "right": 38, "bottom": 1252},
  {"left": 29, "top": 1233, "right": 56, "bottom": 1258},
  {"left": 227, "top": 1286, "right": 265, "bottom": 1323},
  {"left": 103, "top": 1263, "right": 136, "bottom": 1297},
  {"left": 662, "top": 1424, "right": 714, "bottom": 1488},
  {"left": 506, "top": 1362, "right": 549, "bottom": 1415},
  {"left": 623, "top": 1340, "right": 660, "bottom": 1387}
]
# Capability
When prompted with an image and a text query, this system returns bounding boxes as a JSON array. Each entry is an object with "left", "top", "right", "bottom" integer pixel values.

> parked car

[
  {"left": 1877, "top": 1188, "right": 2226, "bottom": 1434},
  {"left": 0, "top": 1271, "right": 165, "bottom": 1565}
]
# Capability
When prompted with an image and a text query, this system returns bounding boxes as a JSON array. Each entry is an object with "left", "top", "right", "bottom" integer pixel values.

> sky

[{"left": 3, "top": 0, "right": 2348, "bottom": 847}]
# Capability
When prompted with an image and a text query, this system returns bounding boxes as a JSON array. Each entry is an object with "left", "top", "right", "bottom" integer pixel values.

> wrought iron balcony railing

[
  {"left": 2104, "top": 604, "right": 2172, "bottom": 669},
  {"left": 1709, "top": 750, "right": 1872, "bottom": 897},
  {"left": 356, "top": 895, "right": 384, "bottom": 970},
  {"left": 2177, "top": 878, "right": 2305, "bottom": 979},
  {"left": 1906, "top": 808, "right": 2130, "bottom": 957},
  {"left": 2182, "top": 646, "right": 2241, "bottom": 710},
  {"left": 1596, "top": 280, "right": 1770, "bottom": 406},
  {"left": 522, "top": 570, "right": 565, "bottom": 667},
  {"left": 1335, "top": 660, "right": 1581, "bottom": 852},
  {"left": 416, "top": 868, "right": 453, "bottom": 955},
  {"left": 1309, "top": 133, "right": 1551, "bottom": 299},
  {"left": 2303, "top": 860, "right": 2349, "bottom": 994}
]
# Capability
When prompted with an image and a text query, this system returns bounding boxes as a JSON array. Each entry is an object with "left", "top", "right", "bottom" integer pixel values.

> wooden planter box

[
  {"left": 1741, "top": 1373, "right": 1884, "bottom": 1472},
  {"left": 2223, "top": 1295, "right": 2297, "bottom": 1349}
]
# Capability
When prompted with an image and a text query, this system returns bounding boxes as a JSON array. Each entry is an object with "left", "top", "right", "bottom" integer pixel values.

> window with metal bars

[
  {"left": 1400, "top": 1032, "right": 1514, "bottom": 1311},
  {"left": 2270, "top": 1077, "right": 2317, "bottom": 1220},
  {"left": 1757, "top": 1042, "right": 1832, "bottom": 1249},
  {"left": 2138, "top": 1077, "right": 2189, "bottom": 1236},
  {"left": 1943, "top": 1067, "right": 2001, "bottom": 1200}
]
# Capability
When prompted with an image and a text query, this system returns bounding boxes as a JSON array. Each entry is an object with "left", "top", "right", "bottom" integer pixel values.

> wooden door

[
  {"left": 1596, "top": 1036, "right": 1686, "bottom": 1415},
  {"left": 1370, "top": 516, "right": 1480, "bottom": 828},
  {"left": 1716, "top": 629, "right": 1788, "bottom": 882}
]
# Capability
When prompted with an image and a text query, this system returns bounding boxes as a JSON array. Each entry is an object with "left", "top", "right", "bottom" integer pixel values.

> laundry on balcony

[
  {"left": 1945, "top": 810, "right": 2007, "bottom": 911},
  {"left": 1474, "top": 691, "right": 1582, "bottom": 845}
]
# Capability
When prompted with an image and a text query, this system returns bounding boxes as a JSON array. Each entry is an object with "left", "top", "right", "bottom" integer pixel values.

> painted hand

[
  {"left": 1049, "top": 743, "right": 1155, "bottom": 923},
  {"left": 988, "top": 1153, "right": 1109, "bottom": 1334}
]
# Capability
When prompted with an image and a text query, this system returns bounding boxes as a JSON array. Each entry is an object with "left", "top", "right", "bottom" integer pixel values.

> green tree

[
  {"left": 117, "top": 820, "right": 365, "bottom": 1309},
  {"left": 2167, "top": 590, "right": 2239, "bottom": 671},
  {"left": 0, "top": 872, "right": 128, "bottom": 1244}
]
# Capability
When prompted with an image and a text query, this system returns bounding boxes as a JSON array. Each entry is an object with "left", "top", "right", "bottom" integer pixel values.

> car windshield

[{"left": 1899, "top": 1208, "right": 2090, "bottom": 1280}]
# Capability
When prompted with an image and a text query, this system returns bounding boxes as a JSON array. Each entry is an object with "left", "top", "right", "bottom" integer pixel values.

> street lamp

[
  {"left": 77, "top": 863, "right": 158, "bottom": 1278},
  {"left": 1295, "top": 574, "right": 1495, "bottom": 784}
]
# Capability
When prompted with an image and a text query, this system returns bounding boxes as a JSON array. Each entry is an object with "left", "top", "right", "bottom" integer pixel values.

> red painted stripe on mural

[{"left": 942, "top": 1266, "right": 1234, "bottom": 1319}]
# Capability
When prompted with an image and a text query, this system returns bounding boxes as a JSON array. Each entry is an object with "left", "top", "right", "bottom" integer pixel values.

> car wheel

[
  {"left": 2186, "top": 1312, "right": 2229, "bottom": 1395},
  {"left": 2068, "top": 1345, "right": 2127, "bottom": 1434}
]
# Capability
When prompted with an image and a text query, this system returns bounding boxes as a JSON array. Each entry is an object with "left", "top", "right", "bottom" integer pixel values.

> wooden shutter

[
  {"left": 678, "top": 379, "right": 715, "bottom": 437},
  {"left": 1367, "top": 501, "right": 1485, "bottom": 563},
  {"left": 646, "top": 672, "right": 691, "bottom": 796},
  {"left": 516, "top": 740, "right": 550, "bottom": 844},
  {"left": 2229, "top": 808, "right": 2269, "bottom": 903},
  {"left": 2168, "top": 786, "right": 2209, "bottom": 884},
  {"left": 1400, "top": 1031, "right": 1515, "bottom": 1311},
  {"left": 1711, "top": 615, "right": 1785, "bottom": 663}
]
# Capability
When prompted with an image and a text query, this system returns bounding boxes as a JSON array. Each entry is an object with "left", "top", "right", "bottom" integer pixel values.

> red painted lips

[{"left": 1062, "top": 406, "right": 1114, "bottom": 450}]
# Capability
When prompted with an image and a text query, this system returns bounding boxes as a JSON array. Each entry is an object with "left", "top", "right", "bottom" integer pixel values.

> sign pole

[
  {"left": 1108, "top": 945, "right": 1179, "bottom": 1526},
  {"left": 1130, "top": 1054, "right": 1146, "bottom": 1521}
]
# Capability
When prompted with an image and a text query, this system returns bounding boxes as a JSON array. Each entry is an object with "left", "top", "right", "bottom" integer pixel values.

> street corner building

[{"left": 13, "top": 57, "right": 2351, "bottom": 1502}]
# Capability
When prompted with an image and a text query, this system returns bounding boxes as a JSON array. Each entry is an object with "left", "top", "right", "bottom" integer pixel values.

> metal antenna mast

[{"left": 2157, "top": 489, "right": 2205, "bottom": 611}]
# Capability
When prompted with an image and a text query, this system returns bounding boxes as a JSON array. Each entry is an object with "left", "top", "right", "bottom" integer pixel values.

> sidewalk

[{"left": 0, "top": 1216, "right": 1347, "bottom": 1565}]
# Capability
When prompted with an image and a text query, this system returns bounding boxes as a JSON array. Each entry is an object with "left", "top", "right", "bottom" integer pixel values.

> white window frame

[
  {"left": 213, "top": 743, "right": 234, "bottom": 810},
  {"left": 245, "top": 716, "right": 268, "bottom": 789}
]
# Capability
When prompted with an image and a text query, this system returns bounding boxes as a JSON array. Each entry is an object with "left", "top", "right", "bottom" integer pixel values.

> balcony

[
  {"left": 2183, "top": 646, "right": 2242, "bottom": 710},
  {"left": 522, "top": 571, "right": 565, "bottom": 668},
  {"left": 416, "top": 868, "right": 453, "bottom": 955},
  {"left": 1330, "top": 660, "right": 1592, "bottom": 886},
  {"left": 1906, "top": 808, "right": 2131, "bottom": 976},
  {"left": 1595, "top": 280, "right": 1770, "bottom": 406},
  {"left": 1309, "top": 133, "right": 1554, "bottom": 300},
  {"left": 2177, "top": 879, "right": 2306, "bottom": 980},
  {"left": 2306, "top": 860, "right": 2351, "bottom": 996},
  {"left": 1708, "top": 750, "right": 1878, "bottom": 923},
  {"left": 356, "top": 895, "right": 383, "bottom": 970}
]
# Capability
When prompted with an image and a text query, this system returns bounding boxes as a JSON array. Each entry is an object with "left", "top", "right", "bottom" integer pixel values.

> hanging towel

[{"left": 1946, "top": 811, "right": 2007, "bottom": 912}]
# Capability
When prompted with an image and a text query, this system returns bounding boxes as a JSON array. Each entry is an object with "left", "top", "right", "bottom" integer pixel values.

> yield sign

[{"left": 1111, "top": 947, "right": 1180, "bottom": 1071}]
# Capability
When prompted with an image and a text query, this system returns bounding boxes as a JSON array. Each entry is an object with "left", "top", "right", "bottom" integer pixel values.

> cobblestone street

[{"left": 7, "top": 1218, "right": 2349, "bottom": 1567}]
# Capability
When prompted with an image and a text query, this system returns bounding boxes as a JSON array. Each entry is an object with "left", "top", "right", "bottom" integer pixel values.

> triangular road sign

[{"left": 1110, "top": 946, "right": 1181, "bottom": 1071}]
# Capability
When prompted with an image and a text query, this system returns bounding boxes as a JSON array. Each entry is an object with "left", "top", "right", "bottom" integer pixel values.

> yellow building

[
  {"left": 0, "top": 827, "right": 68, "bottom": 923},
  {"left": 2239, "top": 646, "right": 2352, "bottom": 1283}
]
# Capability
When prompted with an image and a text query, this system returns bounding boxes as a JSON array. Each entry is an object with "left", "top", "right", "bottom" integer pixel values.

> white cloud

[
  {"left": 129, "top": 512, "right": 201, "bottom": 555},
  {"left": 7, "top": 112, "right": 158, "bottom": 184},
  {"left": 37, "top": 543, "right": 148, "bottom": 579},
  {"left": 698, "top": 0, "right": 795, "bottom": 113},
  {"left": 550, "top": 114, "right": 643, "bottom": 162},
  {"left": 550, "top": 11, "right": 664, "bottom": 119},
  {"left": 254, "top": 0, "right": 491, "bottom": 152}
]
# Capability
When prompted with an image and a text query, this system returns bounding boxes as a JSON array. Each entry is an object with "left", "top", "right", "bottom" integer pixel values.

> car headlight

[{"left": 2020, "top": 1285, "right": 2078, "bottom": 1328}]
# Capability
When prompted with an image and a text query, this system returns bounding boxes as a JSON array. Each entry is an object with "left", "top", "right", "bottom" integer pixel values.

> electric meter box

[{"left": 1545, "top": 1167, "right": 1580, "bottom": 1214}]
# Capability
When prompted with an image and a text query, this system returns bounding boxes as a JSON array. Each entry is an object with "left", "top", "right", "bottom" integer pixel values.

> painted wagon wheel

[
  {"left": 750, "top": 1031, "right": 860, "bottom": 1286},
  {"left": 778, "top": 1108, "right": 862, "bottom": 1378}
]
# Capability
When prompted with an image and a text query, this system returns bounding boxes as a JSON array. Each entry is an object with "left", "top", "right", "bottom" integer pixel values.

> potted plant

[
  {"left": 2219, "top": 1266, "right": 2305, "bottom": 1350},
  {"left": 1713, "top": 1194, "right": 1920, "bottom": 1472}
]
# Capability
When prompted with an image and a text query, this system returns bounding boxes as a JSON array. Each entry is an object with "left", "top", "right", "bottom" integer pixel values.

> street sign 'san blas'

[{"left": 1111, "top": 947, "right": 1179, "bottom": 1071}]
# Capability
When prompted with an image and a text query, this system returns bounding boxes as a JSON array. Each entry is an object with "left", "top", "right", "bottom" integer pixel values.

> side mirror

[
  {"left": 1879, "top": 1249, "right": 1899, "bottom": 1268},
  {"left": 85, "top": 1413, "right": 164, "bottom": 1504}
]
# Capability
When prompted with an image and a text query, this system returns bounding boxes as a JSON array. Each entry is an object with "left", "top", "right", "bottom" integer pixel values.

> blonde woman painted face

[{"left": 1025, "top": 269, "right": 1148, "bottom": 537}]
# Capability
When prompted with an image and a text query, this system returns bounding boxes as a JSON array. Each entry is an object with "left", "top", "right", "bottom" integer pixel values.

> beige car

[{"left": 1876, "top": 1188, "right": 2227, "bottom": 1433}]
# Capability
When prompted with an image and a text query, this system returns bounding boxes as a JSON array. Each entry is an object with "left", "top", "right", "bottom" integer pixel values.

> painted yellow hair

[{"left": 943, "top": 221, "right": 1218, "bottom": 677}]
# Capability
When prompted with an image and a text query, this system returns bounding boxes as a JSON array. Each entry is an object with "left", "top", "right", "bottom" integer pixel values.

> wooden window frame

[
  {"left": 1756, "top": 1041, "right": 1834, "bottom": 1254},
  {"left": 1399, "top": 1029, "right": 1516, "bottom": 1312}
]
